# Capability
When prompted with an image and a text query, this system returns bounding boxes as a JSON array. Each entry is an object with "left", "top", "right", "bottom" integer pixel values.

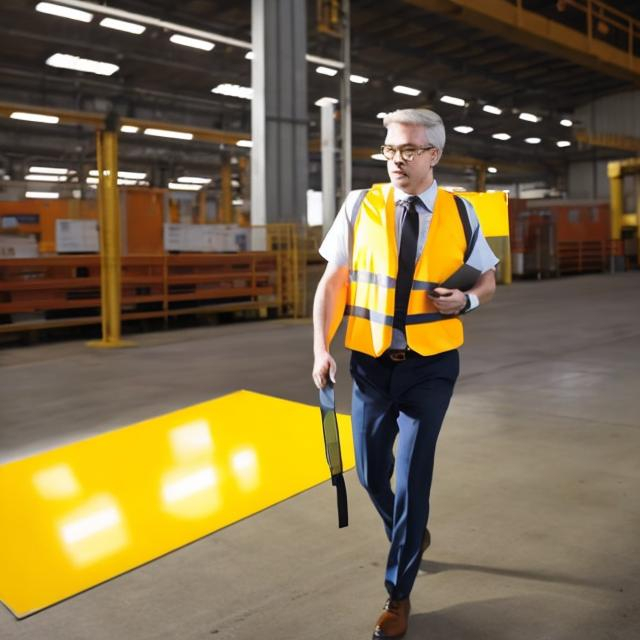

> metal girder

[
  {"left": 403, "top": 0, "right": 640, "bottom": 85},
  {"left": 0, "top": 102, "right": 250, "bottom": 145},
  {"left": 0, "top": 101, "right": 104, "bottom": 128},
  {"left": 120, "top": 118, "right": 248, "bottom": 146},
  {"left": 575, "top": 130, "right": 640, "bottom": 152}
]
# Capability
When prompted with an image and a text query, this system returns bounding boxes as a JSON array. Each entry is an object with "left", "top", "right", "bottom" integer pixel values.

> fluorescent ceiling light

[
  {"left": 89, "top": 170, "right": 146, "bottom": 179},
  {"left": 245, "top": 51, "right": 254, "bottom": 60},
  {"left": 120, "top": 125, "right": 139, "bottom": 133},
  {"left": 376, "top": 112, "right": 388, "bottom": 119},
  {"left": 100, "top": 17, "right": 146, "bottom": 35},
  {"left": 117, "top": 178, "right": 138, "bottom": 186},
  {"left": 177, "top": 177, "right": 212, "bottom": 184},
  {"left": 26, "top": 191, "right": 60, "bottom": 199},
  {"left": 371, "top": 153, "right": 386, "bottom": 161},
  {"left": 211, "top": 83, "right": 253, "bottom": 100},
  {"left": 492, "top": 133, "right": 511, "bottom": 141},
  {"left": 46, "top": 53, "right": 119, "bottom": 76},
  {"left": 35, "top": 2, "right": 92, "bottom": 22},
  {"left": 453, "top": 126, "right": 473, "bottom": 134},
  {"left": 560, "top": 119, "right": 573, "bottom": 127},
  {"left": 393, "top": 85, "right": 421, "bottom": 96},
  {"left": 350, "top": 74, "right": 369, "bottom": 84},
  {"left": 118, "top": 171, "right": 147, "bottom": 180},
  {"left": 483, "top": 105, "right": 502, "bottom": 115},
  {"left": 25, "top": 174, "right": 67, "bottom": 182},
  {"left": 236, "top": 140, "right": 253, "bottom": 148},
  {"left": 86, "top": 177, "right": 99, "bottom": 184},
  {"left": 144, "top": 128, "right": 193, "bottom": 140},
  {"left": 10, "top": 111, "right": 59, "bottom": 124},
  {"left": 168, "top": 182, "right": 202, "bottom": 191},
  {"left": 316, "top": 66, "right": 338, "bottom": 76},
  {"left": 557, "top": 140, "right": 571, "bottom": 147},
  {"left": 487, "top": 166, "right": 497, "bottom": 174},
  {"left": 525, "top": 137, "right": 541, "bottom": 144},
  {"left": 29, "top": 166, "right": 69, "bottom": 175},
  {"left": 440, "top": 95, "right": 466, "bottom": 107},
  {"left": 169, "top": 34, "right": 214, "bottom": 51},
  {"left": 519, "top": 112, "right": 540, "bottom": 123},
  {"left": 232, "top": 199, "right": 244, "bottom": 206},
  {"left": 315, "top": 97, "right": 338, "bottom": 106}
]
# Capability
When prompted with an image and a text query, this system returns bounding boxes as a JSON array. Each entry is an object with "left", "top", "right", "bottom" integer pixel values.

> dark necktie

[{"left": 393, "top": 196, "right": 420, "bottom": 333}]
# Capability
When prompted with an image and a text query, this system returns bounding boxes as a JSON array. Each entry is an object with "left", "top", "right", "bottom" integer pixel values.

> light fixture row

[{"left": 452, "top": 126, "right": 571, "bottom": 147}]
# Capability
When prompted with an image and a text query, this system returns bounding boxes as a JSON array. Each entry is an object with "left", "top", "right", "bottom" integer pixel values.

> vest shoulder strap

[
  {"left": 453, "top": 195, "right": 480, "bottom": 263},
  {"left": 348, "top": 189, "right": 369, "bottom": 264}
]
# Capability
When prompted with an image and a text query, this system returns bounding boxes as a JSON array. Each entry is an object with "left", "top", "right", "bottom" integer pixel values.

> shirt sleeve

[
  {"left": 460, "top": 197, "right": 500, "bottom": 273},
  {"left": 318, "top": 190, "right": 365, "bottom": 267}
]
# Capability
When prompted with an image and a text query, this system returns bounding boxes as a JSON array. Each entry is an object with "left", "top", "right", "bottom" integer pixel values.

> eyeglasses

[{"left": 380, "top": 144, "right": 435, "bottom": 162}]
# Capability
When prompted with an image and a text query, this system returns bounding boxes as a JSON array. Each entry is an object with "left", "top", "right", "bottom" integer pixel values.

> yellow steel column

[
  {"left": 607, "top": 160, "right": 624, "bottom": 273},
  {"left": 88, "top": 120, "right": 134, "bottom": 348},
  {"left": 198, "top": 188, "right": 206, "bottom": 224},
  {"left": 219, "top": 157, "right": 232, "bottom": 223},
  {"left": 636, "top": 174, "right": 640, "bottom": 267}
]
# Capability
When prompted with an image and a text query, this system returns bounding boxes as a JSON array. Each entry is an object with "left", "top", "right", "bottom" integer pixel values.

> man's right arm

[{"left": 312, "top": 262, "right": 349, "bottom": 389}]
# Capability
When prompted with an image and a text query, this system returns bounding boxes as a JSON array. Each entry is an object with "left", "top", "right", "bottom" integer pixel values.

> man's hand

[
  {"left": 429, "top": 287, "right": 466, "bottom": 315},
  {"left": 313, "top": 350, "right": 337, "bottom": 389}
]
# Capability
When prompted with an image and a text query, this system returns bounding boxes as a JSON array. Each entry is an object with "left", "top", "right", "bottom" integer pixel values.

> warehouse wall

[{"left": 569, "top": 90, "right": 640, "bottom": 201}]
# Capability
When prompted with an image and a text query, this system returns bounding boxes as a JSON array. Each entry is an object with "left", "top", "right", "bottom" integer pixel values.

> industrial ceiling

[{"left": 1, "top": 0, "right": 639, "bottom": 195}]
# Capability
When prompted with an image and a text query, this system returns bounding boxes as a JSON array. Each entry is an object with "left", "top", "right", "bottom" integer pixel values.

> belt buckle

[{"left": 388, "top": 350, "right": 406, "bottom": 362}]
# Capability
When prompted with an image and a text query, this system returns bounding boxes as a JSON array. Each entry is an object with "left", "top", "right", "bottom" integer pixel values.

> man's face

[{"left": 384, "top": 122, "right": 438, "bottom": 195}]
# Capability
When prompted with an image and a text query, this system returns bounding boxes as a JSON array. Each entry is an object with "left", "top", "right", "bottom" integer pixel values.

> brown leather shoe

[
  {"left": 421, "top": 527, "right": 431, "bottom": 556},
  {"left": 373, "top": 597, "right": 411, "bottom": 639}
]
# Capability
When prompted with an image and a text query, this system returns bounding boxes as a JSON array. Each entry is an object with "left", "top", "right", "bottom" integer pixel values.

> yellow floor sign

[{"left": 0, "top": 391, "right": 353, "bottom": 618}]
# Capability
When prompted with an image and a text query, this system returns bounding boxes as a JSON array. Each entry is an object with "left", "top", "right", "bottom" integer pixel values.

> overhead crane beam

[
  {"left": 575, "top": 130, "right": 640, "bottom": 153},
  {"left": 0, "top": 102, "right": 543, "bottom": 181},
  {"left": 403, "top": 0, "right": 640, "bottom": 85}
]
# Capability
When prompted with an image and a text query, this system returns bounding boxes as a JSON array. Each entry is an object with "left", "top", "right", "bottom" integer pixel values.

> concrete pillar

[
  {"left": 340, "top": 0, "right": 352, "bottom": 201},
  {"left": 251, "top": 0, "right": 308, "bottom": 225},
  {"left": 475, "top": 165, "right": 486, "bottom": 192},
  {"left": 321, "top": 102, "right": 336, "bottom": 236}
]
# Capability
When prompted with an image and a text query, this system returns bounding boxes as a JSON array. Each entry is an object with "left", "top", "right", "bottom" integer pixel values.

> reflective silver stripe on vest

[
  {"left": 350, "top": 271, "right": 396, "bottom": 289},
  {"left": 405, "top": 312, "right": 451, "bottom": 325},
  {"left": 411, "top": 279, "right": 439, "bottom": 291},
  {"left": 345, "top": 305, "right": 394, "bottom": 326}
]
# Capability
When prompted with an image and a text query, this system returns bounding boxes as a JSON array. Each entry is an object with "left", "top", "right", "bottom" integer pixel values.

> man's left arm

[{"left": 430, "top": 269, "right": 496, "bottom": 315}]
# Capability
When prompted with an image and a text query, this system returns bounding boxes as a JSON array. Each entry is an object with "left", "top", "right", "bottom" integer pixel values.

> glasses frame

[{"left": 380, "top": 144, "right": 436, "bottom": 162}]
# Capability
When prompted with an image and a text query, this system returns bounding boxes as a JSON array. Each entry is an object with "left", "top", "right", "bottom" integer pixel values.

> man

[{"left": 312, "top": 108, "right": 498, "bottom": 639}]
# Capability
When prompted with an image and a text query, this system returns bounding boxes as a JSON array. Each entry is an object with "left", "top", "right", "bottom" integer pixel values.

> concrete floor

[{"left": 1, "top": 272, "right": 639, "bottom": 639}]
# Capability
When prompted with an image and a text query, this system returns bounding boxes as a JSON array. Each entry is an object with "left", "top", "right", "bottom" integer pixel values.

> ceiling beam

[{"left": 404, "top": 0, "right": 640, "bottom": 85}]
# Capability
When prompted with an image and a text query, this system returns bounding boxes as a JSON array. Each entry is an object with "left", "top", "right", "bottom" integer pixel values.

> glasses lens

[
  {"left": 381, "top": 145, "right": 394, "bottom": 159},
  {"left": 400, "top": 149, "right": 416, "bottom": 161}
]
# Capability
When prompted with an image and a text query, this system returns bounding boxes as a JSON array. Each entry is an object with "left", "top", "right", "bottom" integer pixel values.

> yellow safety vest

[{"left": 329, "top": 183, "right": 468, "bottom": 357}]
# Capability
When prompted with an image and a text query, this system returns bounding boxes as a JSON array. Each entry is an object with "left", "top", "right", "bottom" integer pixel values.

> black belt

[
  {"left": 384, "top": 348, "right": 420, "bottom": 362},
  {"left": 319, "top": 382, "right": 348, "bottom": 528}
]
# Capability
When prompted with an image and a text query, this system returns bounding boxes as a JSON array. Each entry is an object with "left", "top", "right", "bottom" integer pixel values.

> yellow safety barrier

[{"left": 0, "top": 391, "right": 353, "bottom": 618}]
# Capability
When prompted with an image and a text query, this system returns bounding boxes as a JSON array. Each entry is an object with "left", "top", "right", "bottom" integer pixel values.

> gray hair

[{"left": 383, "top": 109, "right": 446, "bottom": 160}]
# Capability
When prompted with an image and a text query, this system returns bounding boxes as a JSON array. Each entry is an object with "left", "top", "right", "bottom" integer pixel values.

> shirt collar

[{"left": 394, "top": 180, "right": 438, "bottom": 212}]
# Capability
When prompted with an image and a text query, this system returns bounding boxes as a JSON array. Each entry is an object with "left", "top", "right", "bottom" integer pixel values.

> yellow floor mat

[{"left": 0, "top": 390, "right": 353, "bottom": 618}]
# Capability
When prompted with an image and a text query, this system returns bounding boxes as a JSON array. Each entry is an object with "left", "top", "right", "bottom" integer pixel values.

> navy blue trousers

[{"left": 350, "top": 348, "right": 459, "bottom": 600}]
